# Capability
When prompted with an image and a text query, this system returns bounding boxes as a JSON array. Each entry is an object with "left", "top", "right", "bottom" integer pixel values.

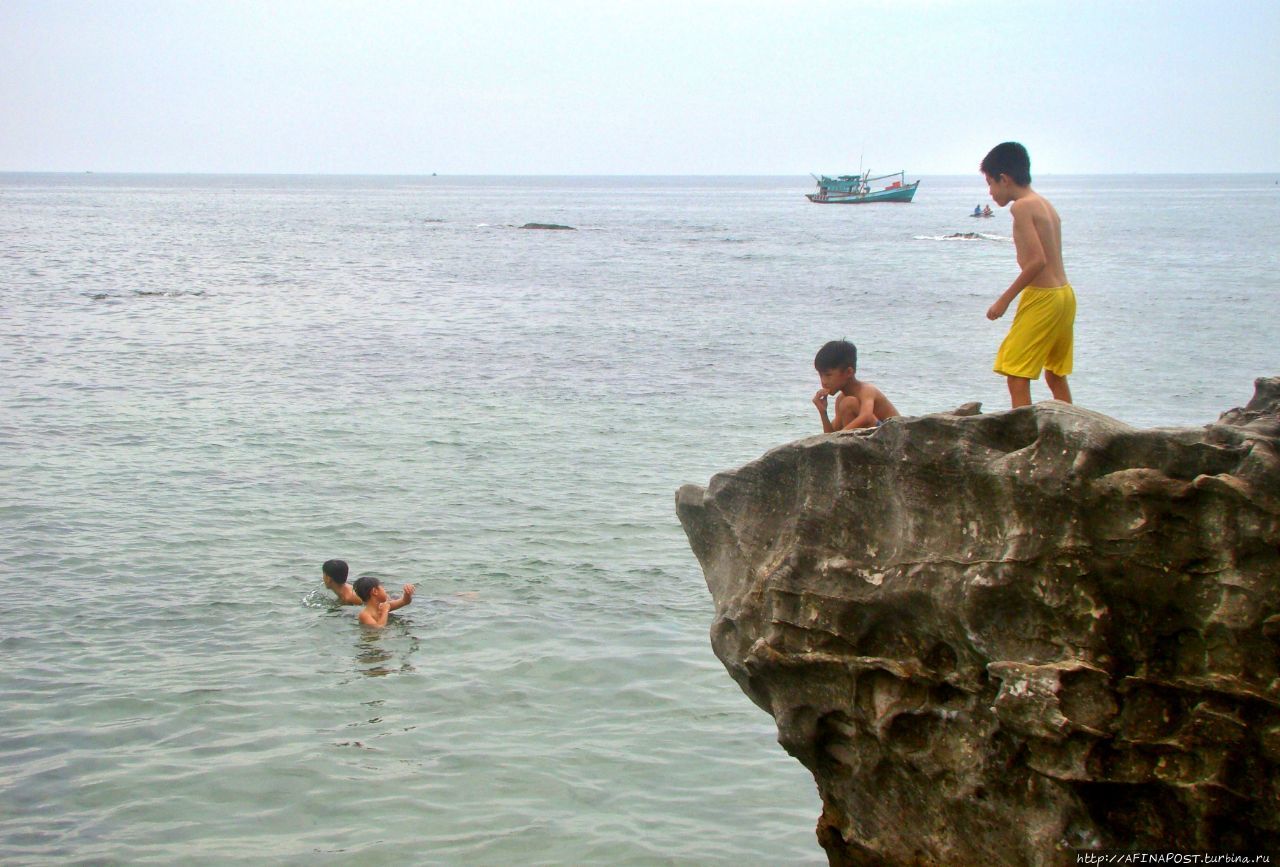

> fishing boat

[{"left": 806, "top": 169, "right": 920, "bottom": 204}]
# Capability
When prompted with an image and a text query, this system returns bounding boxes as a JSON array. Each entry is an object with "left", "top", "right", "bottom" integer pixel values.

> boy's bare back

[
  {"left": 984, "top": 169, "right": 1069, "bottom": 321},
  {"left": 1010, "top": 192, "right": 1066, "bottom": 289}
]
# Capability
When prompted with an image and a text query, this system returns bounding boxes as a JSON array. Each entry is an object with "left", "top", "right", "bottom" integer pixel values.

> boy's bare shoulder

[
  {"left": 859, "top": 380, "right": 900, "bottom": 416},
  {"left": 1008, "top": 195, "right": 1037, "bottom": 218},
  {"left": 1011, "top": 191, "right": 1058, "bottom": 221}
]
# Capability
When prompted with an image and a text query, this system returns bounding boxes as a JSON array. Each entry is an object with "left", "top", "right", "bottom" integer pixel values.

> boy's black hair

[
  {"left": 323, "top": 559, "right": 349, "bottom": 585},
  {"left": 353, "top": 575, "right": 382, "bottom": 602},
  {"left": 814, "top": 340, "right": 857, "bottom": 372},
  {"left": 980, "top": 142, "right": 1032, "bottom": 186}
]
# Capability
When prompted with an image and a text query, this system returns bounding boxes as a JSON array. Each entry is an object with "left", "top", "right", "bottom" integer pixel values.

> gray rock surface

[{"left": 676, "top": 379, "right": 1280, "bottom": 865}]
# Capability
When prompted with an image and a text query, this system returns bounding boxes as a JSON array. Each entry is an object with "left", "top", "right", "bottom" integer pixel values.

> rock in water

[
  {"left": 519, "top": 223, "right": 576, "bottom": 230},
  {"left": 676, "top": 379, "right": 1280, "bottom": 865}
]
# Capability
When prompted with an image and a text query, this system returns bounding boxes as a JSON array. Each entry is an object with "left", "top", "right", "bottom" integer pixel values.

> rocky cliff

[{"left": 676, "top": 379, "right": 1280, "bottom": 865}]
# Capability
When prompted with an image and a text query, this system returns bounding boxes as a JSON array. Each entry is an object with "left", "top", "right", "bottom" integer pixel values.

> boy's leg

[
  {"left": 1006, "top": 376, "right": 1032, "bottom": 408},
  {"left": 1044, "top": 370, "right": 1073, "bottom": 403}
]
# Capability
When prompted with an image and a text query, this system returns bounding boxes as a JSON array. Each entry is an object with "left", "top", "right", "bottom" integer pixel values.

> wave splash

[{"left": 913, "top": 232, "right": 1006, "bottom": 242}]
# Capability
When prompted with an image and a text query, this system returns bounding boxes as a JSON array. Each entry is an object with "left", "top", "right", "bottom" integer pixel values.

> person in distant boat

[
  {"left": 982, "top": 205, "right": 993, "bottom": 217},
  {"left": 980, "top": 142, "right": 1075, "bottom": 409},
  {"left": 973, "top": 204, "right": 982, "bottom": 216},
  {"left": 353, "top": 576, "right": 414, "bottom": 628},
  {"left": 322, "top": 559, "right": 360, "bottom": 605},
  {"left": 812, "top": 340, "right": 900, "bottom": 431}
]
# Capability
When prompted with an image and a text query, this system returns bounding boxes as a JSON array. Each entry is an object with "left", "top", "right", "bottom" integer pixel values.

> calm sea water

[{"left": 1, "top": 173, "right": 1276, "bottom": 864}]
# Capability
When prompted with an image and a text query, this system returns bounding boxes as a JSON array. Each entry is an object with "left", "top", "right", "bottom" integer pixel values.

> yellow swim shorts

[{"left": 993, "top": 284, "right": 1076, "bottom": 379}]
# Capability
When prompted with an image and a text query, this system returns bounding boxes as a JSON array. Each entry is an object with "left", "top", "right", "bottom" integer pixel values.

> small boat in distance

[{"left": 807, "top": 170, "right": 920, "bottom": 204}]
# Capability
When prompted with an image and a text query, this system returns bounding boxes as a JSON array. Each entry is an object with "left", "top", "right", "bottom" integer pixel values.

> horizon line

[{"left": 3, "top": 169, "right": 1278, "bottom": 178}]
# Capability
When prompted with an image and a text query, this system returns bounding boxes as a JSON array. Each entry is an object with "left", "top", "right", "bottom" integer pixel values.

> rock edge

[{"left": 677, "top": 378, "right": 1280, "bottom": 865}]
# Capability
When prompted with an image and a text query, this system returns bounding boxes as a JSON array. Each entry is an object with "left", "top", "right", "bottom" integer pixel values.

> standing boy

[
  {"left": 981, "top": 142, "right": 1076, "bottom": 408},
  {"left": 812, "top": 339, "right": 900, "bottom": 431}
]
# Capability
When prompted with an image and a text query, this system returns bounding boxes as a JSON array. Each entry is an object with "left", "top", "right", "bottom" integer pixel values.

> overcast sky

[{"left": 2, "top": 0, "right": 1277, "bottom": 175}]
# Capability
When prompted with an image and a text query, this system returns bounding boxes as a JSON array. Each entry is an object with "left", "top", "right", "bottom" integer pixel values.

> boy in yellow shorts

[{"left": 980, "top": 142, "right": 1075, "bottom": 408}]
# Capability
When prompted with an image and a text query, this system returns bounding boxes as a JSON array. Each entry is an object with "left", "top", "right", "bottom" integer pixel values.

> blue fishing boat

[{"left": 806, "top": 169, "right": 920, "bottom": 204}]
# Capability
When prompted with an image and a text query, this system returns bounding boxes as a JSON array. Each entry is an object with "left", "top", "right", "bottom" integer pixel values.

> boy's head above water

[
  {"left": 322, "top": 559, "right": 349, "bottom": 587},
  {"left": 353, "top": 575, "right": 386, "bottom": 604},
  {"left": 815, "top": 339, "right": 858, "bottom": 391}
]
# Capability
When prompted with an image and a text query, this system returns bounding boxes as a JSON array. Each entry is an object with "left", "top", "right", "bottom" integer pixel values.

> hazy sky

[{"left": 2, "top": 0, "right": 1277, "bottom": 174}]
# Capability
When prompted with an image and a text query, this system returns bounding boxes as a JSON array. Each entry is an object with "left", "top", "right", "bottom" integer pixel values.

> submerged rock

[
  {"left": 676, "top": 379, "right": 1280, "bottom": 865},
  {"left": 519, "top": 222, "right": 576, "bottom": 230}
]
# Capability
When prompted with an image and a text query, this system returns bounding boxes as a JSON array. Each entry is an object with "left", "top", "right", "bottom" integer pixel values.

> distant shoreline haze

[{"left": 3, "top": 171, "right": 1278, "bottom": 178}]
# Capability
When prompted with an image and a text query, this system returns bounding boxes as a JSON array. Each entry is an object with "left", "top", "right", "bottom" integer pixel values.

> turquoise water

[{"left": 1, "top": 174, "right": 1276, "bottom": 864}]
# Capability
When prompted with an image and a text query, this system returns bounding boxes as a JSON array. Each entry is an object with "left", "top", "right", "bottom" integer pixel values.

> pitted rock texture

[{"left": 677, "top": 378, "right": 1280, "bottom": 866}]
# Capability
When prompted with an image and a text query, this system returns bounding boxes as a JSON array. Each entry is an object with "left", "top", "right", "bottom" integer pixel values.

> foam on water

[
  {"left": 1, "top": 173, "right": 1276, "bottom": 863},
  {"left": 913, "top": 232, "right": 1007, "bottom": 241}
]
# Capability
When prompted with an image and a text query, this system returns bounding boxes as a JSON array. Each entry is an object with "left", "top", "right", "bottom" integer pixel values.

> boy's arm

[
  {"left": 842, "top": 404, "right": 879, "bottom": 430},
  {"left": 813, "top": 389, "right": 836, "bottom": 432},
  {"left": 987, "top": 199, "right": 1047, "bottom": 320},
  {"left": 841, "top": 389, "right": 880, "bottom": 429},
  {"left": 832, "top": 395, "right": 862, "bottom": 431},
  {"left": 387, "top": 584, "right": 415, "bottom": 612}
]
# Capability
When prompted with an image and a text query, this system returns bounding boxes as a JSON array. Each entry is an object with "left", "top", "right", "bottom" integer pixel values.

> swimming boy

[
  {"left": 322, "top": 559, "right": 360, "bottom": 605},
  {"left": 352, "top": 576, "right": 415, "bottom": 628},
  {"left": 981, "top": 141, "right": 1075, "bottom": 408},
  {"left": 812, "top": 339, "right": 900, "bottom": 431}
]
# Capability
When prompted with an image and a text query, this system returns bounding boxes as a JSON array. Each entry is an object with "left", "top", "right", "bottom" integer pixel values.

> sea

[{"left": 1, "top": 173, "right": 1276, "bottom": 865}]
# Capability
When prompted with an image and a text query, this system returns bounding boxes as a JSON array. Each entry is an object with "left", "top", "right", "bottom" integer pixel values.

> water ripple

[{"left": 4, "top": 173, "right": 1275, "bottom": 864}]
